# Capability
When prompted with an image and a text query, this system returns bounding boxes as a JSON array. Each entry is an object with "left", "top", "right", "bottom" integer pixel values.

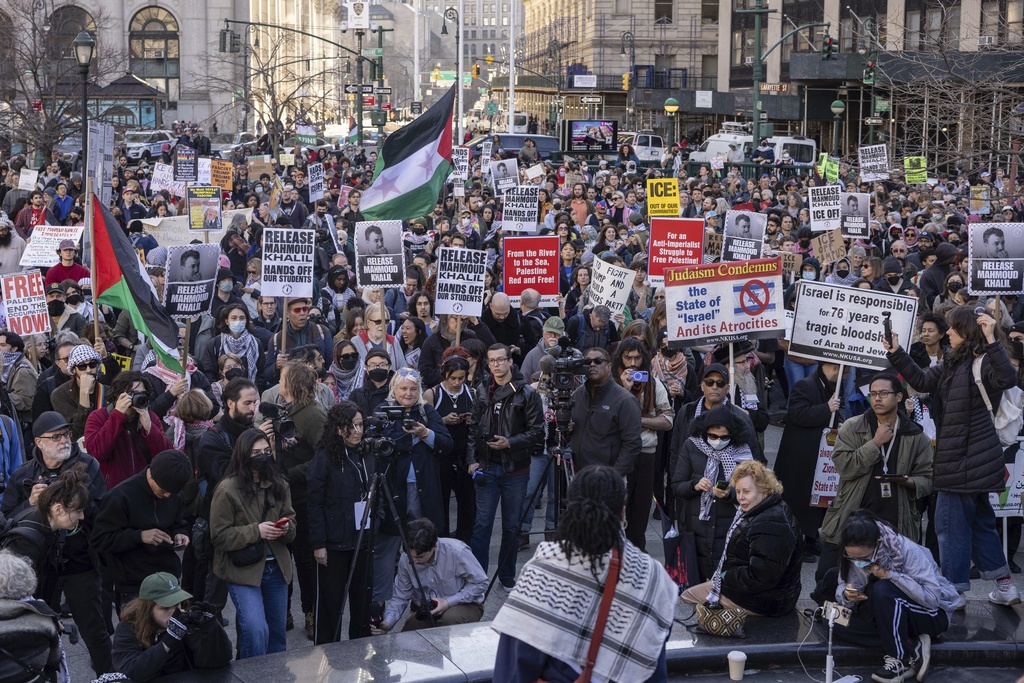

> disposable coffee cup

[{"left": 727, "top": 650, "right": 747, "bottom": 681}]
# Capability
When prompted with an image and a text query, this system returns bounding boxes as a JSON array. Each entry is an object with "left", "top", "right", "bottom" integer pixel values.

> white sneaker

[
  {"left": 914, "top": 633, "right": 931, "bottom": 681},
  {"left": 988, "top": 583, "right": 1022, "bottom": 606}
]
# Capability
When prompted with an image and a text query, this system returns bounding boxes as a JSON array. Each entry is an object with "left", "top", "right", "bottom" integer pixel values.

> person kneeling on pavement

[
  {"left": 834, "top": 510, "right": 958, "bottom": 683},
  {"left": 111, "top": 571, "right": 231, "bottom": 681},
  {"left": 370, "top": 518, "right": 486, "bottom": 634}
]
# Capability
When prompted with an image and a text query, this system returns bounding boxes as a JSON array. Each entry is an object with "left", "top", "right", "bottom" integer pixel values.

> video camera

[
  {"left": 362, "top": 405, "right": 406, "bottom": 461},
  {"left": 538, "top": 336, "right": 584, "bottom": 432},
  {"left": 260, "top": 402, "right": 297, "bottom": 441}
]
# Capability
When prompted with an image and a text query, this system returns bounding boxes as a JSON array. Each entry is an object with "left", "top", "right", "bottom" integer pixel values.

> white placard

[
  {"left": 573, "top": 74, "right": 597, "bottom": 88},
  {"left": 501, "top": 186, "right": 540, "bottom": 233},
  {"left": 308, "top": 163, "right": 325, "bottom": 202},
  {"left": 163, "top": 243, "right": 219, "bottom": 319},
  {"left": 452, "top": 147, "right": 470, "bottom": 180},
  {"left": 354, "top": 220, "right": 405, "bottom": 289},
  {"left": 722, "top": 210, "right": 767, "bottom": 262},
  {"left": 695, "top": 91, "right": 713, "bottom": 109},
  {"left": 19, "top": 224, "right": 84, "bottom": 268},
  {"left": 968, "top": 222, "right": 1024, "bottom": 295},
  {"left": 858, "top": 144, "right": 889, "bottom": 182},
  {"left": 0, "top": 269, "right": 48, "bottom": 336},
  {"left": 808, "top": 185, "right": 842, "bottom": 232},
  {"left": 525, "top": 163, "right": 544, "bottom": 181},
  {"left": 197, "top": 157, "right": 212, "bottom": 185},
  {"left": 434, "top": 247, "right": 487, "bottom": 316},
  {"left": 151, "top": 162, "right": 186, "bottom": 198},
  {"left": 589, "top": 256, "right": 632, "bottom": 314},
  {"left": 839, "top": 192, "right": 871, "bottom": 239},
  {"left": 260, "top": 227, "right": 316, "bottom": 297},
  {"left": 18, "top": 169, "right": 38, "bottom": 192},
  {"left": 491, "top": 159, "right": 519, "bottom": 195},
  {"left": 347, "top": 0, "right": 370, "bottom": 29}
]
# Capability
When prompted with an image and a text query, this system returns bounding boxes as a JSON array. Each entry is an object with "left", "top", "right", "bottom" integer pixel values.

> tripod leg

[
  {"left": 334, "top": 472, "right": 381, "bottom": 643},
  {"left": 379, "top": 474, "right": 440, "bottom": 629}
]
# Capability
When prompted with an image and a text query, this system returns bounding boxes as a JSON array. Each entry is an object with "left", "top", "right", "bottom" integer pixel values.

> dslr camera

[
  {"left": 260, "top": 402, "right": 297, "bottom": 441},
  {"left": 415, "top": 599, "right": 438, "bottom": 621},
  {"left": 130, "top": 391, "right": 151, "bottom": 410},
  {"left": 541, "top": 336, "right": 584, "bottom": 431},
  {"left": 23, "top": 473, "right": 61, "bottom": 492},
  {"left": 175, "top": 604, "right": 216, "bottom": 629},
  {"left": 362, "top": 405, "right": 405, "bottom": 461}
]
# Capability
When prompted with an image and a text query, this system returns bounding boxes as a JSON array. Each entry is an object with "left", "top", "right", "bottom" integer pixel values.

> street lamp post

[
  {"left": 620, "top": 32, "right": 635, "bottom": 130},
  {"left": 441, "top": 6, "right": 463, "bottom": 142},
  {"left": 73, "top": 30, "right": 94, "bottom": 175},
  {"left": 663, "top": 97, "right": 679, "bottom": 147},
  {"left": 830, "top": 99, "right": 845, "bottom": 158}
]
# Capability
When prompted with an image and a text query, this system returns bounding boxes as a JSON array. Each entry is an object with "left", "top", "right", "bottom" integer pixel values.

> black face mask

[
  {"left": 340, "top": 357, "right": 358, "bottom": 371},
  {"left": 65, "top": 294, "right": 83, "bottom": 306},
  {"left": 225, "top": 367, "right": 247, "bottom": 381},
  {"left": 47, "top": 300, "right": 65, "bottom": 316},
  {"left": 367, "top": 368, "right": 389, "bottom": 383},
  {"left": 946, "top": 281, "right": 963, "bottom": 293},
  {"left": 887, "top": 275, "right": 902, "bottom": 286},
  {"left": 249, "top": 454, "right": 272, "bottom": 475},
  {"left": 835, "top": 269, "right": 849, "bottom": 279}
]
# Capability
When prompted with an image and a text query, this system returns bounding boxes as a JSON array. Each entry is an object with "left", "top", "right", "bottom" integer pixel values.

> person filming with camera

[
  {"left": 85, "top": 371, "right": 174, "bottom": 489},
  {"left": 111, "top": 571, "right": 231, "bottom": 680}
]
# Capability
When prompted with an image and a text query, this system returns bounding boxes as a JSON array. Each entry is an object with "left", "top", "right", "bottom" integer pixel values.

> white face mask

[
  {"left": 706, "top": 436, "right": 731, "bottom": 451},
  {"left": 228, "top": 320, "right": 247, "bottom": 335}
]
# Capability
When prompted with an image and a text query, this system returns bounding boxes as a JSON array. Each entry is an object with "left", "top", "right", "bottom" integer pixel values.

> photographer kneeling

[{"left": 111, "top": 572, "right": 231, "bottom": 681}]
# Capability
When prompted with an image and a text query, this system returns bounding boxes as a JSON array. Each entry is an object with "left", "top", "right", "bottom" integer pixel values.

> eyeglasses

[
  {"left": 339, "top": 352, "right": 359, "bottom": 361},
  {"left": 367, "top": 318, "right": 382, "bottom": 325},
  {"left": 56, "top": 355, "right": 70, "bottom": 363},
  {"left": 290, "top": 306, "right": 311, "bottom": 314},
  {"left": 249, "top": 448, "right": 273, "bottom": 459},
  {"left": 38, "top": 430, "right": 72, "bottom": 443},
  {"left": 487, "top": 357, "right": 511, "bottom": 365},
  {"left": 581, "top": 357, "right": 606, "bottom": 366},
  {"left": 77, "top": 360, "right": 100, "bottom": 370},
  {"left": 366, "top": 363, "right": 390, "bottom": 370},
  {"left": 868, "top": 390, "right": 895, "bottom": 400},
  {"left": 703, "top": 379, "right": 728, "bottom": 388}
]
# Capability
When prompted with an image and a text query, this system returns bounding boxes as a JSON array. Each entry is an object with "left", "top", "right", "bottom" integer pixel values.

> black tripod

[{"left": 335, "top": 463, "right": 435, "bottom": 642}]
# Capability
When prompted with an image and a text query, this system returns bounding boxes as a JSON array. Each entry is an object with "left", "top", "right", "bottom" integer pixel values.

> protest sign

[
  {"left": 308, "top": 163, "right": 325, "bottom": 202},
  {"left": 809, "top": 428, "right": 840, "bottom": 508},
  {"left": 970, "top": 186, "right": 991, "bottom": 214},
  {"left": 501, "top": 186, "right": 540, "bottom": 233},
  {"left": 481, "top": 141, "right": 493, "bottom": 165},
  {"left": 140, "top": 215, "right": 191, "bottom": 247},
  {"left": 163, "top": 244, "right": 218, "bottom": 319},
  {"left": 808, "top": 185, "right": 842, "bottom": 232},
  {"left": 816, "top": 153, "right": 828, "bottom": 178},
  {"left": 197, "top": 158, "right": 212, "bottom": 185},
  {"left": 664, "top": 257, "right": 785, "bottom": 347},
  {"left": 991, "top": 442, "right": 1024, "bottom": 517},
  {"left": 968, "top": 222, "right": 1024, "bottom": 295},
  {"left": 904, "top": 156, "right": 927, "bottom": 183},
  {"left": 151, "top": 163, "right": 185, "bottom": 198},
  {"left": 210, "top": 159, "right": 233, "bottom": 188},
  {"left": 491, "top": 159, "right": 519, "bottom": 195},
  {"left": 824, "top": 157, "right": 839, "bottom": 184},
  {"left": 452, "top": 147, "right": 470, "bottom": 179},
  {"left": 187, "top": 186, "right": 222, "bottom": 232},
  {"left": 261, "top": 227, "right": 316, "bottom": 297},
  {"left": 722, "top": 211, "right": 766, "bottom": 262},
  {"left": 789, "top": 280, "right": 918, "bottom": 369},
  {"left": 810, "top": 228, "right": 846, "bottom": 267},
  {"left": 110, "top": 353, "right": 132, "bottom": 373},
  {"left": 589, "top": 256, "right": 633, "bottom": 314},
  {"left": 0, "top": 270, "right": 48, "bottom": 336},
  {"left": 175, "top": 146, "right": 197, "bottom": 182},
  {"left": 18, "top": 169, "right": 38, "bottom": 192},
  {"left": 354, "top": 220, "right": 404, "bottom": 289},
  {"left": 704, "top": 232, "right": 722, "bottom": 262},
  {"left": 839, "top": 192, "right": 871, "bottom": 239},
  {"left": 858, "top": 144, "right": 889, "bottom": 182},
  {"left": 647, "top": 217, "right": 704, "bottom": 286},
  {"left": 525, "top": 163, "right": 545, "bottom": 182},
  {"left": 646, "top": 178, "right": 680, "bottom": 217},
  {"left": 247, "top": 155, "right": 275, "bottom": 179},
  {"left": 279, "top": 153, "right": 295, "bottom": 167},
  {"left": 295, "top": 124, "right": 317, "bottom": 145},
  {"left": 435, "top": 247, "right": 487, "bottom": 316},
  {"left": 19, "top": 224, "right": 84, "bottom": 268},
  {"left": 780, "top": 251, "right": 802, "bottom": 277},
  {"left": 503, "top": 235, "right": 559, "bottom": 306}
]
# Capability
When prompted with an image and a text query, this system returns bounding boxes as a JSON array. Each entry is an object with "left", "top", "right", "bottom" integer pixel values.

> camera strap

[{"left": 128, "top": 422, "right": 154, "bottom": 466}]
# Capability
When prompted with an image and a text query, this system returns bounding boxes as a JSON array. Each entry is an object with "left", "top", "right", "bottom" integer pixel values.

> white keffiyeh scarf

[{"left": 688, "top": 435, "right": 752, "bottom": 521}]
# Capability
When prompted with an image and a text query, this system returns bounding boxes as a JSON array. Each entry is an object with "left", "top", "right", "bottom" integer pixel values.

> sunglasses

[
  {"left": 703, "top": 379, "right": 728, "bottom": 388},
  {"left": 339, "top": 352, "right": 359, "bottom": 361},
  {"left": 581, "top": 358, "right": 607, "bottom": 366}
]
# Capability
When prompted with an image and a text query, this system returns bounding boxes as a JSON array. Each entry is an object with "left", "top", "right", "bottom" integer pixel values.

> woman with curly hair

[{"left": 491, "top": 465, "right": 676, "bottom": 682}]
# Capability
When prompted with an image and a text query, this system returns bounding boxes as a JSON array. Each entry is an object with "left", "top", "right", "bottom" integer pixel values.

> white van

[
  {"left": 623, "top": 131, "right": 664, "bottom": 162},
  {"left": 687, "top": 124, "right": 817, "bottom": 165}
]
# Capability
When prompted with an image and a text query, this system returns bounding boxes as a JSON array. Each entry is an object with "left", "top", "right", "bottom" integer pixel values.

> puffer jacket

[
  {"left": 889, "top": 341, "right": 1016, "bottom": 493},
  {"left": 719, "top": 493, "right": 803, "bottom": 618}
]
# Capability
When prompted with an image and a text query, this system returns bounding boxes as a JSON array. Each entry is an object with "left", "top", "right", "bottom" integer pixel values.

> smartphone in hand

[{"left": 273, "top": 518, "right": 290, "bottom": 528}]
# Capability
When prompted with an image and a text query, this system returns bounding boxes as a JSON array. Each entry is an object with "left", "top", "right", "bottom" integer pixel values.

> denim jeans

[
  {"left": 935, "top": 490, "right": 1010, "bottom": 592},
  {"left": 784, "top": 358, "right": 817, "bottom": 407},
  {"left": 227, "top": 559, "right": 289, "bottom": 659},
  {"left": 520, "top": 452, "right": 556, "bottom": 533},
  {"left": 470, "top": 462, "right": 529, "bottom": 582}
]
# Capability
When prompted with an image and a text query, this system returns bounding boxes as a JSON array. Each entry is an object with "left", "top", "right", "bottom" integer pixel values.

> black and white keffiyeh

[
  {"left": 491, "top": 539, "right": 676, "bottom": 683},
  {"left": 688, "top": 435, "right": 752, "bottom": 521},
  {"left": 708, "top": 507, "right": 746, "bottom": 605}
]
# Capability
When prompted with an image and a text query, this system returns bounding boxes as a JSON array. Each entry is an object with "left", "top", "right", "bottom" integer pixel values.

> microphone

[{"left": 538, "top": 354, "right": 557, "bottom": 376}]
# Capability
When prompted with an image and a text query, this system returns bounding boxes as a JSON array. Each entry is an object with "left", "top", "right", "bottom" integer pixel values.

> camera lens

[{"left": 131, "top": 392, "right": 150, "bottom": 409}]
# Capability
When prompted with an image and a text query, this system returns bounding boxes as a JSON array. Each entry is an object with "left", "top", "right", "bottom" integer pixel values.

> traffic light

[
  {"left": 229, "top": 31, "right": 241, "bottom": 53},
  {"left": 863, "top": 60, "right": 875, "bottom": 84},
  {"left": 622, "top": 73, "right": 631, "bottom": 90},
  {"left": 821, "top": 34, "right": 836, "bottom": 60},
  {"left": 432, "top": 67, "right": 441, "bottom": 82},
  {"left": 472, "top": 63, "right": 480, "bottom": 79},
  {"left": 218, "top": 29, "right": 228, "bottom": 53}
]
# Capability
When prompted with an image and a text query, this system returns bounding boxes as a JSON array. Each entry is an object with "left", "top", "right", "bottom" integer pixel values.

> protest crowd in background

[{"left": 1, "top": 109, "right": 1024, "bottom": 683}]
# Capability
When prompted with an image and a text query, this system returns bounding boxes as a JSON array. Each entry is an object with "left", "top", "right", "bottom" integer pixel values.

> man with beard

[
  {"left": 0, "top": 211, "right": 26, "bottom": 274},
  {"left": 50, "top": 344, "right": 106, "bottom": 441},
  {"left": 45, "top": 283, "right": 87, "bottom": 337},
  {"left": 482, "top": 293, "right": 528, "bottom": 366},
  {"left": 520, "top": 316, "right": 564, "bottom": 382},
  {"left": 712, "top": 341, "right": 770, "bottom": 442},
  {"left": 32, "top": 339, "right": 78, "bottom": 420},
  {"left": 84, "top": 371, "right": 174, "bottom": 490},
  {"left": 13, "top": 189, "right": 57, "bottom": 240},
  {"left": 44, "top": 239, "right": 91, "bottom": 287},
  {"left": 0, "top": 411, "right": 112, "bottom": 675},
  {"left": 568, "top": 347, "right": 642, "bottom": 477}
]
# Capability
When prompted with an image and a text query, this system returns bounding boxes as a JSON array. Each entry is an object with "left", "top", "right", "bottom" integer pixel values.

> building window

[
  {"left": 47, "top": 6, "right": 97, "bottom": 72},
  {"left": 701, "top": 0, "right": 718, "bottom": 24},
  {"left": 905, "top": 10, "right": 921, "bottom": 50},
  {"left": 502, "top": 16, "right": 508, "bottom": 25},
  {"left": 945, "top": 6, "right": 960, "bottom": 46},
  {"left": 1009, "top": 0, "right": 1024, "bottom": 43},
  {"left": 615, "top": 0, "right": 630, "bottom": 13},
  {"left": 654, "top": 0, "right": 673, "bottom": 24},
  {"left": 732, "top": 30, "right": 744, "bottom": 65},
  {"left": 981, "top": 2, "right": 998, "bottom": 39},
  {"left": 129, "top": 7, "right": 180, "bottom": 102},
  {"left": 925, "top": 8, "right": 942, "bottom": 49}
]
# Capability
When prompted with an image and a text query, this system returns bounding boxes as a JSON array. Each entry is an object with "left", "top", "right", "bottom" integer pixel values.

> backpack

[
  {"left": 971, "top": 356, "right": 1024, "bottom": 447},
  {"left": 0, "top": 413, "right": 24, "bottom": 495},
  {"left": 0, "top": 508, "right": 48, "bottom": 553},
  {"left": 0, "top": 598, "right": 65, "bottom": 683}
]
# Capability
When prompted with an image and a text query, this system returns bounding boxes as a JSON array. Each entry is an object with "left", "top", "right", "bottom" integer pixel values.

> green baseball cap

[{"left": 139, "top": 572, "right": 192, "bottom": 608}]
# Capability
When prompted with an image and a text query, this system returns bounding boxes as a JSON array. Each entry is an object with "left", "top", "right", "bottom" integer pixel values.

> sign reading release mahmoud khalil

[{"left": 968, "top": 222, "right": 1024, "bottom": 295}]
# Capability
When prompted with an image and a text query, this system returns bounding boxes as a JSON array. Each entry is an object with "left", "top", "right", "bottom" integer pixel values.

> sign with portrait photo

[
  {"left": 968, "top": 222, "right": 1024, "bottom": 295},
  {"left": 163, "top": 243, "right": 219, "bottom": 319},
  {"left": 722, "top": 210, "right": 766, "bottom": 262},
  {"left": 354, "top": 220, "right": 405, "bottom": 289},
  {"left": 186, "top": 186, "right": 222, "bottom": 232},
  {"left": 839, "top": 192, "right": 870, "bottom": 239},
  {"left": 490, "top": 159, "right": 519, "bottom": 195}
]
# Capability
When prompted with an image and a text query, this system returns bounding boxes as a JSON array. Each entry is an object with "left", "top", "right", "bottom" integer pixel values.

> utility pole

[
  {"left": 413, "top": 0, "right": 421, "bottom": 103},
  {"left": 356, "top": 29, "right": 364, "bottom": 144},
  {"left": 374, "top": 26, "right": 393, "bottom": 137},
  {"left": 507, "top": 2, "right": 515, "bottom": 134},
  {"left": 736, "top": 0, "right": 774, "bottom": 145}
]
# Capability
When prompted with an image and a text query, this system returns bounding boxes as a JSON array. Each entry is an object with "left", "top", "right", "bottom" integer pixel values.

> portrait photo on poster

[
  {"left": 354, "top": 220, "right": 405, "bottom": 288},
  {"left": 968, "top": 222, "right": 1024, "bottom": 295},
  {"left": 163, "top": 243, "right": 219, "bottom": 317}
]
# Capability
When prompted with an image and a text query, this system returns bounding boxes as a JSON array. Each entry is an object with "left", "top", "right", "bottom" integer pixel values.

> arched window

[
  {"left": 471, "top": 43, "right": 477, "bottom": 56},
  {"left": 130, "top": 7, "right": 180, "bottom": 103},
  {"left": 46, "top": 6, "right": 96, "bottom": 71}
]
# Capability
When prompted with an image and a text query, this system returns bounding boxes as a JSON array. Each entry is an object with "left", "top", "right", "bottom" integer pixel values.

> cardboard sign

[
  {"left": 858, "top": 144, "right": 889, "bottom": 182},
  {"left": 261, "top": 227, "right": 317, "bottom": 297},
  {"left": 491, "top": 159, "right": 519, "bottom": 194},
  {"left": 647, "top": 218, "right": 704, "bottom": 286},
  {"left": 664, "top": 257, "right": 785, "bottom": 347},
  {"left": 163, "top": 243, "right": 219, "bottom": 319},
  {"left": 780, "top": 251, "right": 802, "bottom": 276},
  {"left": 810, "top": 228, "right": 846, "bottom": 267},
  {"left": 247, "top": 155, "right": 276, "bottom": 179},
  {"left": 525, "top": 163, "right": 545, "bottom": 181},
  {"left": 17, "top": 169, "right": 38, "bottom": 192},
  {"left": 501, "top": 186, "right": 540, "bottom": 233},
  {"left": 151, "top": 162, "right": 186, "bottom": 198},
  {"left": 308, "top": 163, "right": 325, "bottom": 202},
  {"left": 19, "top": 224, "right": 84, "bottom": 268},
  {"left": 809, "top": 428, "right": 840, "bottom": 507},
  {"left": 452, "top": 147, "right": 470, "bottom": 180},
  {"left": 904, "top": 157, "right": 927, "bottom": 184},
  {"left": 646, "top": 178, "right": 680, "bottom": 217},
  {"left": 809, "top": 185, "right": 842, "bottom": 232},
  {"left": 704, "top": 232, "right": 722, "bottom": 261},
  {"left": 968, "top": 222, "right": 1024, "bottom": 295},
  {"left": 722, "top": 211, "right": 766, "bottom": 262},
  {"left": 481, "top": 141, "right": 493, "bottom": 165},
  {"left": 789, "top": 280, "right": 918, "bottom": 369},
  {"left": 278, "top": 153, "right": 295, "bottom": 167},
  {"left": 503, "top": 235, "right": 560, "bottom": 306},
  {"left": 174, "top": 146, "right": 197, "bottom": 182},
  {"left": 186, "top": 186, "right": 222, "bottom": 232},
  {"left": 840, "top": 193, "right": 871, "bottom": 239},
  {"left": 970, "top": 186, "right": 991, "bottom": 215},
  {"left": 0, "top": 270, "right": 48, "bottom": 336},
  {"left": 434, "top": 247, "right": 487, "bottom": 316},
  {"left": 354, "top": 220, "right": 405, "bottom": 289},
  {"left": 210, "top": 159, "right": 233, "bottom": 188},
  {"left": 589, "top": 256, "right": 633, "bottom": 314}
]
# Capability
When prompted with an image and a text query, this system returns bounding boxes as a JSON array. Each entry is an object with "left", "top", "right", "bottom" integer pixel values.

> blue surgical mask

[
  {"left": 801, "top": 271, "right": 816, "bottom": 281},
  {"left": 852, "top": 558, "right": 873, "bottom": 569},
  {"left": 229, "top": 320, "right": 247, "bottom": 335},
  {"left": 219, "top": 281, "right": 234, "bottom": 293}
]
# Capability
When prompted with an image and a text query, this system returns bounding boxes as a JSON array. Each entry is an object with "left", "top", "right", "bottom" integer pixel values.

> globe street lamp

[
  {"left": 73, "top": 30, "right": 95, "bottom": 176},
  {"left": 830, "top": 99, "right": 846, "bottom": 158},
  {"left": 664, "top": 97, "right": 679, "bottom": 148}
]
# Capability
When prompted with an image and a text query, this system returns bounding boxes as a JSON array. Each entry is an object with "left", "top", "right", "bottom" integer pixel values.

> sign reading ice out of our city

[{"left": 968, "top": 222, "right": 1024, "bottom": 295}]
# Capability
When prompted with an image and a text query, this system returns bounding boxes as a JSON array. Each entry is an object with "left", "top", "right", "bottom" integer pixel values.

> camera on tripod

[
  {"left": 260, "top": 402, "right": 297, "bottom": 441},
  {"left": 538, "top": 336, "right": 583, "bottom": 431},
  {"left": 362, "top": 405, "right": 406, "bottom": 460}
]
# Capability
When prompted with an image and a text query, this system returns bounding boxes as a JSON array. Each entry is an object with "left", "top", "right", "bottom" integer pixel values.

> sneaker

[
  {"left": 914, "top": 634, "right": 931, "bottom": 681},
  {"left": 952, "top": 593, "right": 967, "bottom": 611},
  {"left": 305, "top": 611, "right": 315, "bottom": 640},
  {"left": 871, "top": 655, "right": 916, "bottom": 683},
  {"left": 500, "top": 577, "right": 515, "bottom": 592},
  {"left": 988, "top": 583, "right": 1022, "bottom": 606}
]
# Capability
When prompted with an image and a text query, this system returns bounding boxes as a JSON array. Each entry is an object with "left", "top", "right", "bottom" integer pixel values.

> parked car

[
  {"left": 213, "top": 132, "right": 258, "bottom": 159},
  {"left": 124, "top": 129, "right": 175, "bottom": 164},
  {"left": 464, "top": 133, "right": 560, "bottom": 161}
]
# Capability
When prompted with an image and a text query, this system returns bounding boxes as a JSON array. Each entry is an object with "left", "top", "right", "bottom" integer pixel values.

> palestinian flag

[
  {"left": 360, "top": 84, "right": 455, "bottom": 221},
  {"left": 90, "top": 193, "right": 183, "bottom": 374}
]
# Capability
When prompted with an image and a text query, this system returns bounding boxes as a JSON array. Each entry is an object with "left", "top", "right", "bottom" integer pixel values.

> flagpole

[
  {"left": 182, "top": 318, "right": 191, "bottom": 377},
  {"left": 86, "top": 177, "right": 99, "bottom": 342},
  {"left": 281, "top": 297, "right": 288, "bottom": 355}
]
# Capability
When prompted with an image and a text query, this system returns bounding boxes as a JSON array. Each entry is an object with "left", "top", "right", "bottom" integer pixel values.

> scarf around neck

[
  {"left": 0, "top": 351, "right": 22, "bottom": 383},
  {"left": 688, "top": 432, "right": 752, "bottom": 521},
  {"left": 221, "top": 331, "right": 259, "bottom": 382}
]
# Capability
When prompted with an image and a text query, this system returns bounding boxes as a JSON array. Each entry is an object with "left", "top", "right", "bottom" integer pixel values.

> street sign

[
  {"left": 580, "top": 96, "right": 603, "bottom": 104},
  {"left": 374, "top": 86, "right": 392, "bottom": 95},
  {"left": 486, "top": 102, "right": 498, "bottom": 115},
  {"left": 411, "top": 101, "right": 423, "bottom": 114},
  {"left": 382, "top": 102, "right": 392, "bottom": 111},
  {"left": 865, "top": 117, "right": 884, "bottom": 125},
  {"left": 362, "top": 95, "right": 376, "bottom": 107},
  {"left": 344, "top": 84, "right": 374, "bottom": 94},
  {"left": 361, "top": 47, "right": 384, "bottom": 57},
  {"left": 485, "top": 55, "right": 494, "bottom": 64},
  {"left": 759, "top": 112, "right": 768, "bottom": 121}
]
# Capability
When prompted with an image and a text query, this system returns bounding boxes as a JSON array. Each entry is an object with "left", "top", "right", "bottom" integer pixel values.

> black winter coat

[
  {"left": 720, "top": 493, "right": 803, "bottom": 617},
  {"left": 889, "top": 341, "right": 1016, "bottom": 493},
  {"left": 306, "top": 446, "right": 375, "bottom": 551},
  {"left": 471, "top": 377, "right": 544, "bottom": 472}
]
